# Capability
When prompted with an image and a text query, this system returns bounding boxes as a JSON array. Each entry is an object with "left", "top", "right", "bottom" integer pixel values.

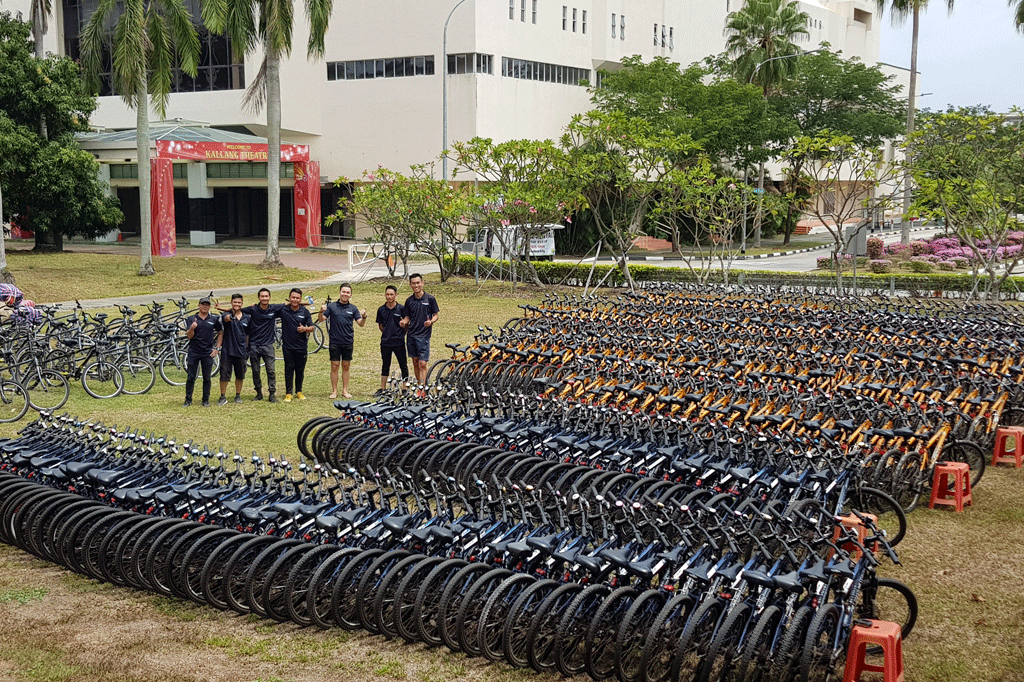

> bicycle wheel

[
  {"left": 640, "top": 593, "right": 696, "bottom": 682},
  {"left": 555, "top": 583, "right": 612, "bottom": 677},
  {"left": 0, "top": 379, "right": 30, "bottom": 423},
  {"left": 261, "top": 542, "right": 317, "bottom": 622},
  {"left": 21, "top": 368, "right": 70, "bottom": 411},
  {"left": 245, "top": 538, "right": 306, "bottom": 618},
  {"left": 81, "top": 360, "right": 123, "bottom": 399},
  {"left": 696, "top": 602, "right": 752, "bottom": 682},
  {"left": 311, "top": 323, "right": 326, "bottom": 353},
  {"left": 331, "top": 548, "right": 385, "bottom": 630},
  {"left": 525, "top": 582, "right": 585, "bottom": 673},
  {"left": 456, "top": 567, "right": 514, "bottom": 656},
  {"left": 769, "top": 605, "right": 814, "bottom": 682},
  {"left": 671, "top": 597, "right": 724, "bottom": 682},
  {"left": 355, "top": 549, "right": 412, "bottom": 633},
  {"left": 735, "top": 604, "right": 782, "bottom": 682},
  {"left": 159, "top": 348, "right": 189, "bottom": 386},
  {"left": 437, "top": 562, "right": 493, "bottom": 652},
  {"left": 941, "top": 440, "right": 986, "bottom": 488},
  {"left": 477, "top": 573, "right": 538, "bottom": 662},
  {"left": 504, "top": 578, "right": 560, "bottom": 668},
  {"left": 616, "top": 589, "right": 670, "bottom": 682},
  {"left": 305, "top": 547, "right": 362, "bottom": 629},
  {"left": 890, "top": 451, "right": 925, "bottom": 513},
  {"left": 372, "top": 553, "right": 429, "bottom": 638},
  {"left": 842, "top": 486, "right": 907, "bottom": 547},
  {"left": 798, "top": 603, "right": 844, "bottom": 682},
  {"left": 586, "top": 586, "right": 639, "bottom": 680},
  {"left": 860, "top": 577, "right": 918, "bottom": 642},
  {"left": 393, "top": 556, "right": 447, "bottom": 642},
  {"left": 118, "top": 357, "right": 156, "bottom": 395}
]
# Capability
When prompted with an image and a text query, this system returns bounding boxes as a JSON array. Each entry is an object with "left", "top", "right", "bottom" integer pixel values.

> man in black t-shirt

[
  {"left": 238, "top": 288, "right": 283, "bottom": 402},
  {"left": 184, "top": 297, "right": 223, "bottom": 407},
  {"left": 376, "top": 284, "right": 408, "bottom": 392},
  {"left": 318, "top": 283, "right": 366, "bottom": 399},
  {"left": 217, "top": 293, "right": 251, "bottom": 405},
  {"left": 400, "top": 273, "right": 439, "bottom": 385},
  {"left": 277, "top": 287, "right": 316, "bottom": 401}
]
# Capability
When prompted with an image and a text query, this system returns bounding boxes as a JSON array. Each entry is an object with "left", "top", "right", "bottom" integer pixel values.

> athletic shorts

[
  {"left": 406, "top": 335, "right": 431, "bottom": 362},
  {"left": 220, "top": 354, "right": 247, "bottom": 381},
  {"left": 329, "top": 344, "right": 354, "bottom": 362}
]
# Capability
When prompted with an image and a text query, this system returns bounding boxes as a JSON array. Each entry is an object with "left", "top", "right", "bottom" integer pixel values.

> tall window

[
  {"left": 654, "top": 23, "right": 658, "bottom": 46},
  {"left": 669, "top": 27, "right": 674, "bottom": 49},
  {"left": 562, "top": 5, "right": 567, "bottom": 29},
  {"left": 661, "top": 25, "right": 666, "bottom": 47},
  {"left": 611, "top": 13, "right": 616, "bottom": 38},
  {"left": 521, "top": 0, "right": 526, "bottom": 22},
  {"left": 510, "top": 0, "right": 515, "bottom": 19},
  {"left": 572, "top": 8, "right": 577, "bottom": 31},
  {"left": 532, "top": 0, "right": 537, "bottom": 23},
  {"left": 582, "top": 10, "right": 587, "bottom": 33},
  {"left": 620, "top": 15, "right": 625, "bottom": 39}
]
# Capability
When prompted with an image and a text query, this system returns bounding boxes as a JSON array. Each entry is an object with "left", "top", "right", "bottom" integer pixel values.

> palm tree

[
  {"left": 1014, "top": 0, "right": 1024, "bottom": 32},
  {"left": 80, "top": 0, "right": 200, "bottom": 275},
  {"left": 202, "top": 0, "right": 332, "bottom": 267},
  {"left": 725, "top": 0, "right": 809, "bottom": 246},
  {"left": 29, "top": 0, "right": 51, "bottom": 58}
]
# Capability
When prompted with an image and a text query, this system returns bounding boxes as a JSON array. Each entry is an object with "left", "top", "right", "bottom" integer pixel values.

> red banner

[
  {"left": 150, "top": 158, "right": 176, "bottom": 257},
  {"left": 293, "top": 161, "right": 322, "bottom": 248},
  {"left": 155, "top": 140, "right": 309, "bottom": 162}
]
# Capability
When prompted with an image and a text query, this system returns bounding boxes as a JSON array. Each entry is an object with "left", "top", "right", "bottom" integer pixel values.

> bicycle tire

[
  {"left": 861, "top": 577, "right": 918, "bottom": 643},
  {"left": 222, "top": 535, "right": 280, "bottom": 614},
  {"left": 176, "top": 528, "right": 241, "bottom": 603},
  {"left": 0, "top": 379, "right": 30, "bottom": 423},
  {"left": 79, "top": 510, "right": 137, "bottom": 581},
  {"left": 437, "top": 561, "right": 493, "bottom": 652},
  {"left": 158, "top": 348, "right": 189, "bottom": 386},
  {"left": 81, "top": 360, "right": 123, "bottom": 399},
  {"left": 477, "top": 573, "right": 537, "bottom": 663},
  {"left": 371, "top": 553, "right": 428, "bottom": 638},
  {"left": 616, "top": 589, "right": 671, "bottom": 682},
  {"left": 330, "top": 548, "right": 386, "bottom": 630},
  {"left": 456, "top": 567, "right": 514, "bottom": 656},
  {"left": 143, "top": 520, "right": 203, "bottom": 596},
  {"left": 117, "top": 357, "right": 156, "bottom": 395},
  {"left": 305, "top": 547, "right": 362, "bottom": 628},
  {"left": 735, "top": 603, "right": 783, "bottom": 682},
  {"left": 355, "top": 549, "right": 412, "bottom": 633},
  {"left": 393, "top": 555, "right": 447, "bottom": 642},
  {"left": 585, "top": 585, "right": 639, "bottom": 680},
  {"left": 283, "top": 545, "right": 349, "bottom": 627},
  {"left": 503, "top": 577, "right": 560, "bottom": 668},
  {"left": 696, "top": 602, "right": 752, "bottom": 682},
  {"left": 244, "top": 538, "right": 306, "bottom": 618},
  {"left": 670, "top": 597, "right": 724, "bottom": 682},
  {"left": 524, "top": 581, "right": 585, "bottom": 673},
  {"left": 200, "top": 533, "right": 256, "bottom": 610},
  {"left": 890, "top": 451, "right": 925, "bottom": 513},
  {"left": 798, "top": 603, "right": 844, "bottom": 682},
  {"left": 22, "top": 368, "right": 70, "bottom": 411},
  {"left": 640, "top": 593, "right": 696, "bottom": 682},
  {"left": 261, "top": 542, "right": 317, "bottom": 622},
  {"left": 555, "top": 583, "right": 612, "bottom": 676},
  {"left": 111, "top": 516, "right": 171, "bottom": 589},
  {"left": 842, "top": 486, "right": 907, "bottom": 547},
  {"left": 769, "top": 604, "right": 814, "bottom": 682}
]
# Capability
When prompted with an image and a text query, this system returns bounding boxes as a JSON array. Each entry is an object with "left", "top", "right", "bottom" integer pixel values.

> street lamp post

[{"left": 442, "top": 0, "right": 470, "bottom": 181}]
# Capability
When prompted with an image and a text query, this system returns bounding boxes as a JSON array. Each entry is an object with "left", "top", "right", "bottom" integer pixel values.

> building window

[
  {"left": 611, "top": 13, "right": 616, "bottom": 38},
  {"left": 501, "top": 56, "right": 589, "bottom": 86},
  {"left": 447, "top": 53, "right": 494, "bottom": 74},
  {"left": 562, "top": 5, "right": 567, "bottom": 29},
  {"left": 532, "top": 0, "right": 537, "bottom": 23},
  {"left": 521, "top": 0, "right": 526, "bottom": 22},
  {"left": 661, "top": 25, "right": 666, "bottom": 47},
  {"left": 572, "top": 8, "right": 577, "bottom": 31},
  {"left": 510, "top": 0, "right": 515, "bottom": 19},
  {"left": 654, "top": 23, "right": 658, "bottom": 46},
  {"left": 327, "top": 55, "right": 435, "bottom": 80},
  {"left": 582, "top": 10, "right": 587, "bottom": 33},
  {"left": 669, "top": 27, "right": 674, "bottom": 49},
  {"left": 620, "top": 15, "right": 625, "bottom": 40}
]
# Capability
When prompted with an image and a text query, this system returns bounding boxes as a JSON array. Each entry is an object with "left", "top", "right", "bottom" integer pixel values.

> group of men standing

[{"left": 182, "top": 274, "right": 439, "bottom": 406}]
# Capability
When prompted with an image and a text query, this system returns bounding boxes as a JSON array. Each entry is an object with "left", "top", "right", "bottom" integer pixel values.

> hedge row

[{"left": 448, "top": 254, "right": 1024, "bottom": 296}]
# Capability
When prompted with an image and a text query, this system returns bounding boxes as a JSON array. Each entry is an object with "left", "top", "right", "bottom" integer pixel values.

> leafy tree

[
  {"left": 908, "top": 108, "right": 1024, "bottom": 299},
  {"left": 790, "top": 132, "right": 903, "bottom": 292},
  {"left": 561, "top": 111, "right": 699, "bottom": 290},
  {"left": 725, "top": 0, "right": 810, "bottom": 248},
  {"left": 0, "top": 13, "right": 122, "bottom": 255},
  {"left": 81, "top": 0, "right": 200, "bottom": 274},
  {"left": 451, "top": 137, "right": 580, "bottom": 286},
  {"left": 589, "top": 56, "right": 778, "bottom": 166},
  {"left": 203, "top": 0, "right": 333, "bottom": 267}
]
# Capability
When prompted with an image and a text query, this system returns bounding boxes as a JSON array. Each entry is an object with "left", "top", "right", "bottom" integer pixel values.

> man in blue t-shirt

[
  {"left": 184, "top": 296, "right": 223, "bottom": 407},
  {"left": 400, "top": 273, "right": 439, "bottom": 385},
  {"left": 318, "top": 283, "right": 366, "bottom": 399},
  {"left": 237, "top": 288, "right": 283, "bottom": 402},
  {"left": 277, "top": 287, "right": 316, "bottom": 401},
  {"left": 375, "top": 284, "right": 408, "bottom": 393},
  {"left": 217, "top": 293, "right": 251, "bottom": 405}
]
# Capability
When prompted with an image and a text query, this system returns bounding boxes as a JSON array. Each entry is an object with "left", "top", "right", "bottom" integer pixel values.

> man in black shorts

[
  {"left": 238, "top": 288, "right": 282, "bottom": 402},
  {"left": 277, "top": 287, "right": 316, "bottom": 401},
  {"left": 217, "top": 293, "right": 251, "bottom": 405},
  {"left": 400, "top": 273, "right": 439, "bottom": 385},
  {"left": 184, "top": 296, "right": 222, "bottom": 407},
  {"left": 376, "top": 284, "right": 408, "bottom": 392},
  {"left": 318, "top": 283, "right": 366, "bottom": 399}
]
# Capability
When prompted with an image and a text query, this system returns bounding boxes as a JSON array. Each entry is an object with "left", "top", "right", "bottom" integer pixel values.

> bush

[
  {"left": 910, "top": 259, "right": 934, "bottom": 273},
  {"left": 909, "top": 240, "right": 935, "bottom": 256},
  {"left": 866, "top": 237, "right": 884, "bottom": 259},
  {"left": 937, "top": 260, "right": 956, "bottom": 271},
  {"left": 953, "top": 257, "right": 969, "bottom": 268},
  {"left": 869, "top": 259, "right": 893, "bottom": 274}
]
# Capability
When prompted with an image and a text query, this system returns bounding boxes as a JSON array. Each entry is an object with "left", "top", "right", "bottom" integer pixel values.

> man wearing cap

[{"left": 184, "top": 297, "right": 223, "bottom": 407}]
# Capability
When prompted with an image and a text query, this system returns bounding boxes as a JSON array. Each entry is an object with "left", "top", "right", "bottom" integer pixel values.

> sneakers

[
  {"left": 283, "top": 394, "right": 292, "bottom": 402},
  {"left": 268, "top": 395, "right": 278, "bottom": 403},
  {"left": 296, "top": 392, "right": 306, "bottom": 401},
  {"left": 218, "top": 396, "right": 227, "bottom": 406},
  {"left": 252, "top": 393, "right": 264, "bottom": 401},
  {"left": 201, "top": 400, "right": 210, "bottom": 407},
  {"left": 182, "top": 399, "right": 192, "bottom": 407},
  {"left": 234, "top": 396, "right": 242, "bottom": 404}
]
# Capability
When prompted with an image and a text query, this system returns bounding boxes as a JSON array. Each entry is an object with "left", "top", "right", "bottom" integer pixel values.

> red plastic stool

[
  {"left": 831, "top": 513, "right": 878, "bottom": 560},
  {"left": 928, "top": 461, "right": 973, "bottom": 512},
  {"left": 992, "top": 426, "right": 1024, "bottom": 467},
  {"left": 843, "top": 619, "right": 904, "bottom": 682}
]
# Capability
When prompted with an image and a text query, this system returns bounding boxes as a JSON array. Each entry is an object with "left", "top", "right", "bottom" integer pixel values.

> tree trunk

[
  {"left": 0, "top": 181, "right": 11, "bottom": 283},
  {"left": 754, "top": 161, "right": 765, "bottom": 248},
  {"left": 32, "top": 225, "right": 63, "bottom": 251},
  {"left": 900, "top": 7, "right": 920, "bottom": 246},
  {"left": 263, "top": 48, "right": 284, "bottom": 267},
  {"left": 33, "top": 8, "right": 48, "bottom": 140},
  {"left": 137, "top": 78, "right": 155, "bottom": 275}
]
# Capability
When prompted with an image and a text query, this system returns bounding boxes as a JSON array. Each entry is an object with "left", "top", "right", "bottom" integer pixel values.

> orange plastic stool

[
  {"left": 991, "top": 426, "right": 1024, "bottom": 467},
  {"left": 928, "top": 461, "right": 972, "bottom": 512},
  {"left": 843, "top": 619, "right": 905, "bottom": 682},
  {"left": 831, "top": 513, "right": 878, "bottom": 559}
]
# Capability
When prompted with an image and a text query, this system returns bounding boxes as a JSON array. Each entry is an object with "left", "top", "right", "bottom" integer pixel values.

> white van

[{"left": 468, "top": 223, "right": 563, "bottom": 261}]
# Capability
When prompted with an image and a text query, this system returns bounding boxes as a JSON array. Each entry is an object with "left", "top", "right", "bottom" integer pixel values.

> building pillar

[
  {"left": 187, "top": 162, "right": 216, "bottom": 246},
  {"left": 151, "top": 158, "right": 176, "bottom": 256},
  {"left": 293, "top": 161, "right": 322, "bottom": 248}
]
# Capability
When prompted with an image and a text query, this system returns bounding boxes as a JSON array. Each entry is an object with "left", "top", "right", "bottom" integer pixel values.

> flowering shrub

[
  {"left": 867, "top": 237, "right": 884, "bottom": 259},
  {"left": 869, "top": 259, "right": 893, "bottom": 274},
  {"left": 816, "top": 254, "right": 854, "bottom": 270},
  {"left": 937, "top": 260, "right": 956, "bottom": 271},
  {"left": 953, "top": 257, "right": 969, "bottom": 268},
  {"left": 884, "top": 242, "right": 913, "bottom": 259},
  {"left": 910, "top": 259, "right": 934, "bottom": 273},
  {"left": 909, "top": 240, "right": 935, "bottom": 256}
]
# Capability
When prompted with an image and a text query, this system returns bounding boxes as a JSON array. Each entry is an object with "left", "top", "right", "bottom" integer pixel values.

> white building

[{"left": 8, "top": 0, "right": 884, "bottom": 241}]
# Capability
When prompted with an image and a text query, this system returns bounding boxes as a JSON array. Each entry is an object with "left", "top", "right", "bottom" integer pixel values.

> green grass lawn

[{"left": 0, "top": 265, "right": 1021, "bottom": 681}]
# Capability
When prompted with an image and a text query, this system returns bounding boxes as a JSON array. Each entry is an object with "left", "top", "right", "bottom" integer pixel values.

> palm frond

[
  {"left": 242, "top": 55, "right": 268, "bottom": 114},
  {"left": 147, "top": 11, "right": 173, "bottom": 117},
  {"left": 162, "top": 0, "right": 201, "bottom": 76},
  {"left": 306, "top": 0, "right": 333, "bottom": 57}
]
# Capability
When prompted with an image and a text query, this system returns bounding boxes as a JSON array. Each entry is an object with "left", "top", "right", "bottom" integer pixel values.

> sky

[{"left": 878, "top": 0, "right": 1023, "bottom": 112}]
